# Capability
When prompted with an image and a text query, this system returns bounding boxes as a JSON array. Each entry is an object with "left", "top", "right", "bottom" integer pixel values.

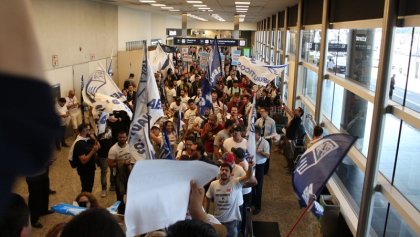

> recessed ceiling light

[
  {"left": 140, "top": 0, "right": 156, "bottom": 2},
  {"left": 151, "top": 3, "right": 166, "bottom": 6},
  {"left": 161, "top": 6, "right": 174, "bottom": 9},
  {"left": 193, "top": 4, "right": 207, "bottom": 7},
  {"left": 236, "top": 6, "right": 249, "bottom": 8},
  {"left": 169, "top": 9, "right": 180, "bottom": 11},
  {"left": 198, "top": 7, "right": 211, "bottom": 10},
  {"left": 235, "top": 1, "right": 251, "bottom": 4},
  {"left": 186, "top": 1, "right": 202, "bottom": 3}
]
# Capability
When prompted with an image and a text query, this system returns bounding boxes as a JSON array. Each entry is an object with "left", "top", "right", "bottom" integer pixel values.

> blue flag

[
  {"left": 292, "top": 133, "right": 356, "bottom": 217},
  {"left": 199, "top": 38, "right": 222, "bottom": 115},
  {"left": 159, "top": 122, "right": 174, "bottom": 160}
]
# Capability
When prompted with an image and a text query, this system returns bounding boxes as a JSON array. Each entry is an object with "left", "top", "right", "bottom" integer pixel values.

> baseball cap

[
  {"left": 222, "top": 152, "right": 235, "bottom": 165},
  {"left": 231, "top": 147, "right": 246, "bottom": 159}
]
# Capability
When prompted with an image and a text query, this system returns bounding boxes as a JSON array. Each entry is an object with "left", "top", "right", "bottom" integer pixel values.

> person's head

[
  {"left": 230, "top": 106, "right": 238, "bottom": 116},
  {"left": 77, "top": 124, "right": 90, "bottom": 137},
  {"left": 224, "top": 119, "right": 235, "bottom": 130},
  {"left": 207, "top": 114, "right": 217, "bottom": 126},
  {"left": 219, "top": 163, "right": 233, "bottom": 181},
  {"left": 117, "top": 130, "right": 128, "bottom": 146},
  {"left": 123, "top": 80, "right": 131, "bottom": 90},
  {"left": 191, "top": 142, "right": 204, "bottom": 160},
  {"left": 197, "top": 88, "right": 202, "bottom": 96},
  {"left": 60, "top": 208, "right": 124, "bottom": 237},
  {"left": 232, "top": 126, "right": 243, "bottom": 142},
  {"left": 259, "top": 108, "right": 268, "bottom": 118},
  {"left": 231, "top": 147, "right": 246, "bottom": 163},
  {"left": 185, "top": 136, "right": 195, "bottom": 151},
  {"left": 166, "top": 219, "right": 219, "bottom": 237},
  {"left": 254, "top": 126, "right": 262, "bottom": 140},
  {"left": 232, "top": 80, "right": 239, "bottom": 88},
  {"left": 203, "top": 107, "right": 211, "bottom": 116},
  {"left": 188, "top": 99, "right": 196, "bottom": 110},
  {"left": 58, "top": 97, "right": 66, "bottom": 107},
  {"left": 128, "top": 85, "right": 134, "bottom": 92},
  {"left": 231, "top": 94, "right": 239, "bottom": 103},
  {"left": 241, "top": 94, "right": 250, "bottom": 104},
  {"left": 68, "top": 90, "right": 75, "bottom": 98},
  {"left": 165, "top": 121, "right": 174, "bottom": 132},
  {"left": 151, "top": 124, "right": 161, "bottom": 136},
  {"left": 211, "top": 92, "right": 218, "bottom": 101},
  {"left": 0, "top": 193, "right": 30, "bottom": 237},
  {"left": 294, "top": 107, "right": 304, "bottom": 118},
  {"left": 175, "top": 97, "right": 181, "bottom": 105},
  {"left": 180, "top": 89, "right": 186, "bottom": 97},
  {"left": 75, "top": 192, "right": 100, "bottom": 209},
  {"left": 313, "top": 125, "right": 323, "bottom": 138}
]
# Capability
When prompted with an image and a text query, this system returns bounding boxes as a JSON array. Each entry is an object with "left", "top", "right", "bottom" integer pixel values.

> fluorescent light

[
  {"left": 140, "top": 0, "right": 156, "bottom": 2},
  {"left": 211, "top": 14, "right": 225, "bottom": 22},
  {"left": 236, "top": 6, "right": 249, "bottom": 8},
  {"left": 235, "top": 1, "right": 251, "bottom": 4},
  {"left": 193, "top": 4, "right": 207, "bottom": 7},
  {"left": 169, "top": 9, "right": 180, "bottom": 11},
  {"left": 198, "top": 7, "right": 210, "bottom": 9},
  {"left": 186, "top": 0, "right": 202, "bottom": 3},
  {"left": 236, "top": 10, "right": 247, "bottom": 12},
  {"left": 208, "top": 9, "right": 213, "bottom": 11},
  {"left": 187, "top": 14, "right": 208, "bottom": 21},
  {"left": 151, "top": 3, "right": 166, "bottom": 6},
  {"left": 161, "top": 6, "right": 174, "bottom": 9}
]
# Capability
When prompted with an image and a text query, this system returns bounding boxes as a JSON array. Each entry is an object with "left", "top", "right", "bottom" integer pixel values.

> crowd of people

[{"left": 1, "top": 47, "right": 324, "bottom": 237}]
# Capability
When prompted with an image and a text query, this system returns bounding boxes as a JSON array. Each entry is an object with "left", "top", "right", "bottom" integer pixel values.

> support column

[
  {"left": 314, "top": 0, "right": 330, "bottom": 124},
  {"left": 233, "top": 14, "right": 240, "bottom": 39},
  {"left": 280, "top": 9, "right": 288, "bottom": 101},
  {"left": 182, "top": 13, "right": 187, "bottom": 37},
  {"left": 291, "top": 0, "right": 303, "bottom": 107},
  {"left": 356, "top": 0, "right": 397, "bottom": 236}
]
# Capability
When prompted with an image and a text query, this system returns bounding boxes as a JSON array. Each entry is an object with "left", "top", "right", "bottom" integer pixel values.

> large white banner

[
  {"left": 237, "top": 56, "right": 287, "bottom": 86},
  {"left": 129, "top": 48, "right": 163, "bottom": 161}
]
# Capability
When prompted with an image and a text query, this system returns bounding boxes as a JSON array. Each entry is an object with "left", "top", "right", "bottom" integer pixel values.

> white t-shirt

[
  {"left": 108, "top": 143, "right": 134, "bottom": 163},
  {"left": 184, "top": 108, "right": 197, "bottom": 129},
  {"left": 165, "top": 87, "right": 177, "bottom": 104},
  {"left": 180, "top": 95, "right": 190, "bottom": 105},
  {"left": 206, "top": 178, "right": 243, "bottom": 223},
  {"left": 65, "top": 96, "right": 79, "bottom": 115},
  {"left": 169, "top": 102, "right": 187, "bottom": 113},
  {"left": 55, "top": 103, "right": 69, "bottom": 126},
  {"left": 222, "top": 137, "right": 248, "bottom": 154},
  {"left": 217, "top": 164, "right": 250, "bottom": 196}
]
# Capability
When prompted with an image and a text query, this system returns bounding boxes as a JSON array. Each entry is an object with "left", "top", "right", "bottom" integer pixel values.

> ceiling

[{"left": 93, "top": 0, "right": 297, "bottom": 23}]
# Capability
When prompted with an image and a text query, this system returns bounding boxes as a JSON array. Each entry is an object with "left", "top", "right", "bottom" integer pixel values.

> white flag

[
  {"left": 129, "top": 45, "right": 164, "bottom": 161},
  {"left": 237, "top": 56, "right": 287, "bottom": 86},
  {"left": 246, "top": 96, "right": 257, "bottom": 164},
  {"left": 82, "top": 64, "right": 132, "bottom": 119}
]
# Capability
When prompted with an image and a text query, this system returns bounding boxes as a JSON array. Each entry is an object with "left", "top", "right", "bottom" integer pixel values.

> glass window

[
  {"left": 277, "top": 31, "right": 282, "bottom": 50},
  {"left": 287, "top": 30, "right": 297, "bottom": 56},
  {"left": 271, "top": 30, "right": 275, "bottom": 47},
  {"left": 326, "top": 28, "right": 382, "bottom": 91},
  {"left": 394, "top": 121, "right": 420, "bottom": 210},
  {"left": 336, "top": 156, "right": 364, "bottom": 210},
  {"left": 300, "top": 30, "right": 322, "bottom": 65},
  {"left": 297, "top": 66, "right": 318, "bottom": 105},
  {"left": 390, "top": 27, "right": 420, "bottom": 113},
  {"left": 321, "top": 79, "right": 334, "bottom": 121},
  {"left": 378, "top": 114, "right": 400, "bottom": 181},
  {"left": 329, "top": 84, "right": 373, "bottom": 156},
  {"left": 295, "top": 102, "right": 314, "bottom": 136},
  {"left": 385, "top": 205, "right": 417, "bottom": 237}
]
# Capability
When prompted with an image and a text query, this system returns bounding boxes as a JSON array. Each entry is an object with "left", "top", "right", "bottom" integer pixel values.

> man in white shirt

[
  {"left": 65, "top": 90, "right": 83, "bottom": 135},
  {"left": 222, "top": 126, "right": 247, "bottom": 154},
  {"left": 184, "top": 99, "right": 198, "bottom": 131},
  {"left": 55, "top": 97, "right": 69, "bottom": 150},
  {"left": 206, "top": 159, "right": 254, "bottom": 237},
  {"left": 251, "top": 126, "right": 270, "bottom": 215},
  {"left": 169, "top": 97, "right": 188, "bottom": 114},
  {"left": 107, "top": 130, "right": 133, "bottom": 214}
]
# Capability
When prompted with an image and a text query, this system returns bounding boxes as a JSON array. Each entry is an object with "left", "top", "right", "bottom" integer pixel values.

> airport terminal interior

[{"left": 4, "top": 0, "right": 420, "bottom": 236}]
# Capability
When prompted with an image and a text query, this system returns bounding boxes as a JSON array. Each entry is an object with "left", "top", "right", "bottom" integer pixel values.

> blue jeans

[{"left": 222, "top": 220, "right": 238, "bottom": 237}]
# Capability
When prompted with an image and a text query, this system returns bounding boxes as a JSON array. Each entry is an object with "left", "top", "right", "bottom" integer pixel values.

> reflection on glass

[
  {"left": 329, "top": 84, "right": 372, "bottom": 156},
  {"left": 406, "top": 28, "right": 420, "bottom": 112},
  {"left": 298, "top": 66, "right": 317, "bottom": 105},
  {"left": 295, "top": 102, "right": 314, "bottom": 136},
  {"left": 326, "top": 28, "right": 382, "bottom": 91},
  {"left": 394, "top": 121, "right": 420, "bottom": 211},
  {"left": 321, "top": 80, "right": 334, "bottom": 121},
  {"left": 288, "top": 30, "right": 297, "bottom": 55},
  {"left": 385, "top": 205, "right": 417, "bottom": 237},
  {"left": 300, "top": 30, "right": 321, "bottom": 65},
  {"left": 336, "top": 156, "right": 363, "bottom": 210},
  {"left": 378, "top": 114, "right": 400, "bottom": 182},
  {"left": 277, "top": 31, "right": 282, "bottom": 50},
  {"left": 371, "top": 193, "right": 388, "bottom": 236}
]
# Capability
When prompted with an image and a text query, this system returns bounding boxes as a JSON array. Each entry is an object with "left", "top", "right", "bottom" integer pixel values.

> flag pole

[{"left": 285, "top": 195, "right": 316, "bottom": 237}]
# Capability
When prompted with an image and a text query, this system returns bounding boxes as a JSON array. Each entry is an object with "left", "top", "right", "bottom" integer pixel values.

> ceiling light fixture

[
  {"left": 161, "top": 6, "right": 174, "bottom": 9},
  {"left": 151, "top": 3, "right": 166, "bottom": 6},
  {"left": 186, "top": 1, "right": 203, "bottom": 3},
  {"left": 140, "top": 0, "right": 156, "bottom": 3},
  {"left": 211, "top": 14, "right": 225, "bottom": 22},
  {"left": 193, "top": 4, "right": 207, "bottom": 7},
  {"left": 236, "top": 10, "right": 247, "bottom": 13},
  {"left": 198, "top": 7, "right": 211, "bottom": 10},
  {"left": 187, "top": 13, "right": 208, "bottom": 21},
  {"left": 169, "top": 9, "right": 180, "bottom": 11},
  {"left": 235, "top": 1, "right": 251, "bottom": 5},
  {"left": 236, "top": 6, "right": 249, "bottom": 8}
]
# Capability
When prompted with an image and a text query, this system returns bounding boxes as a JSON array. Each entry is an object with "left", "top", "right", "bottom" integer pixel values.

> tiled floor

[{"left": 12, "top": 138, "right": 321, "bottom": 237}]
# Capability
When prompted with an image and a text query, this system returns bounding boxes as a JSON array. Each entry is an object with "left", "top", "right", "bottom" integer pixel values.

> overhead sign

[
  {"left": 174, "top": 37, "right": 246, "bottom": 47},
  {"left": 166, "top": 29, "right": 182, "bottom": 36},
  {"left": 231, "top": 50, "right": 241, "bottom": 66}
]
